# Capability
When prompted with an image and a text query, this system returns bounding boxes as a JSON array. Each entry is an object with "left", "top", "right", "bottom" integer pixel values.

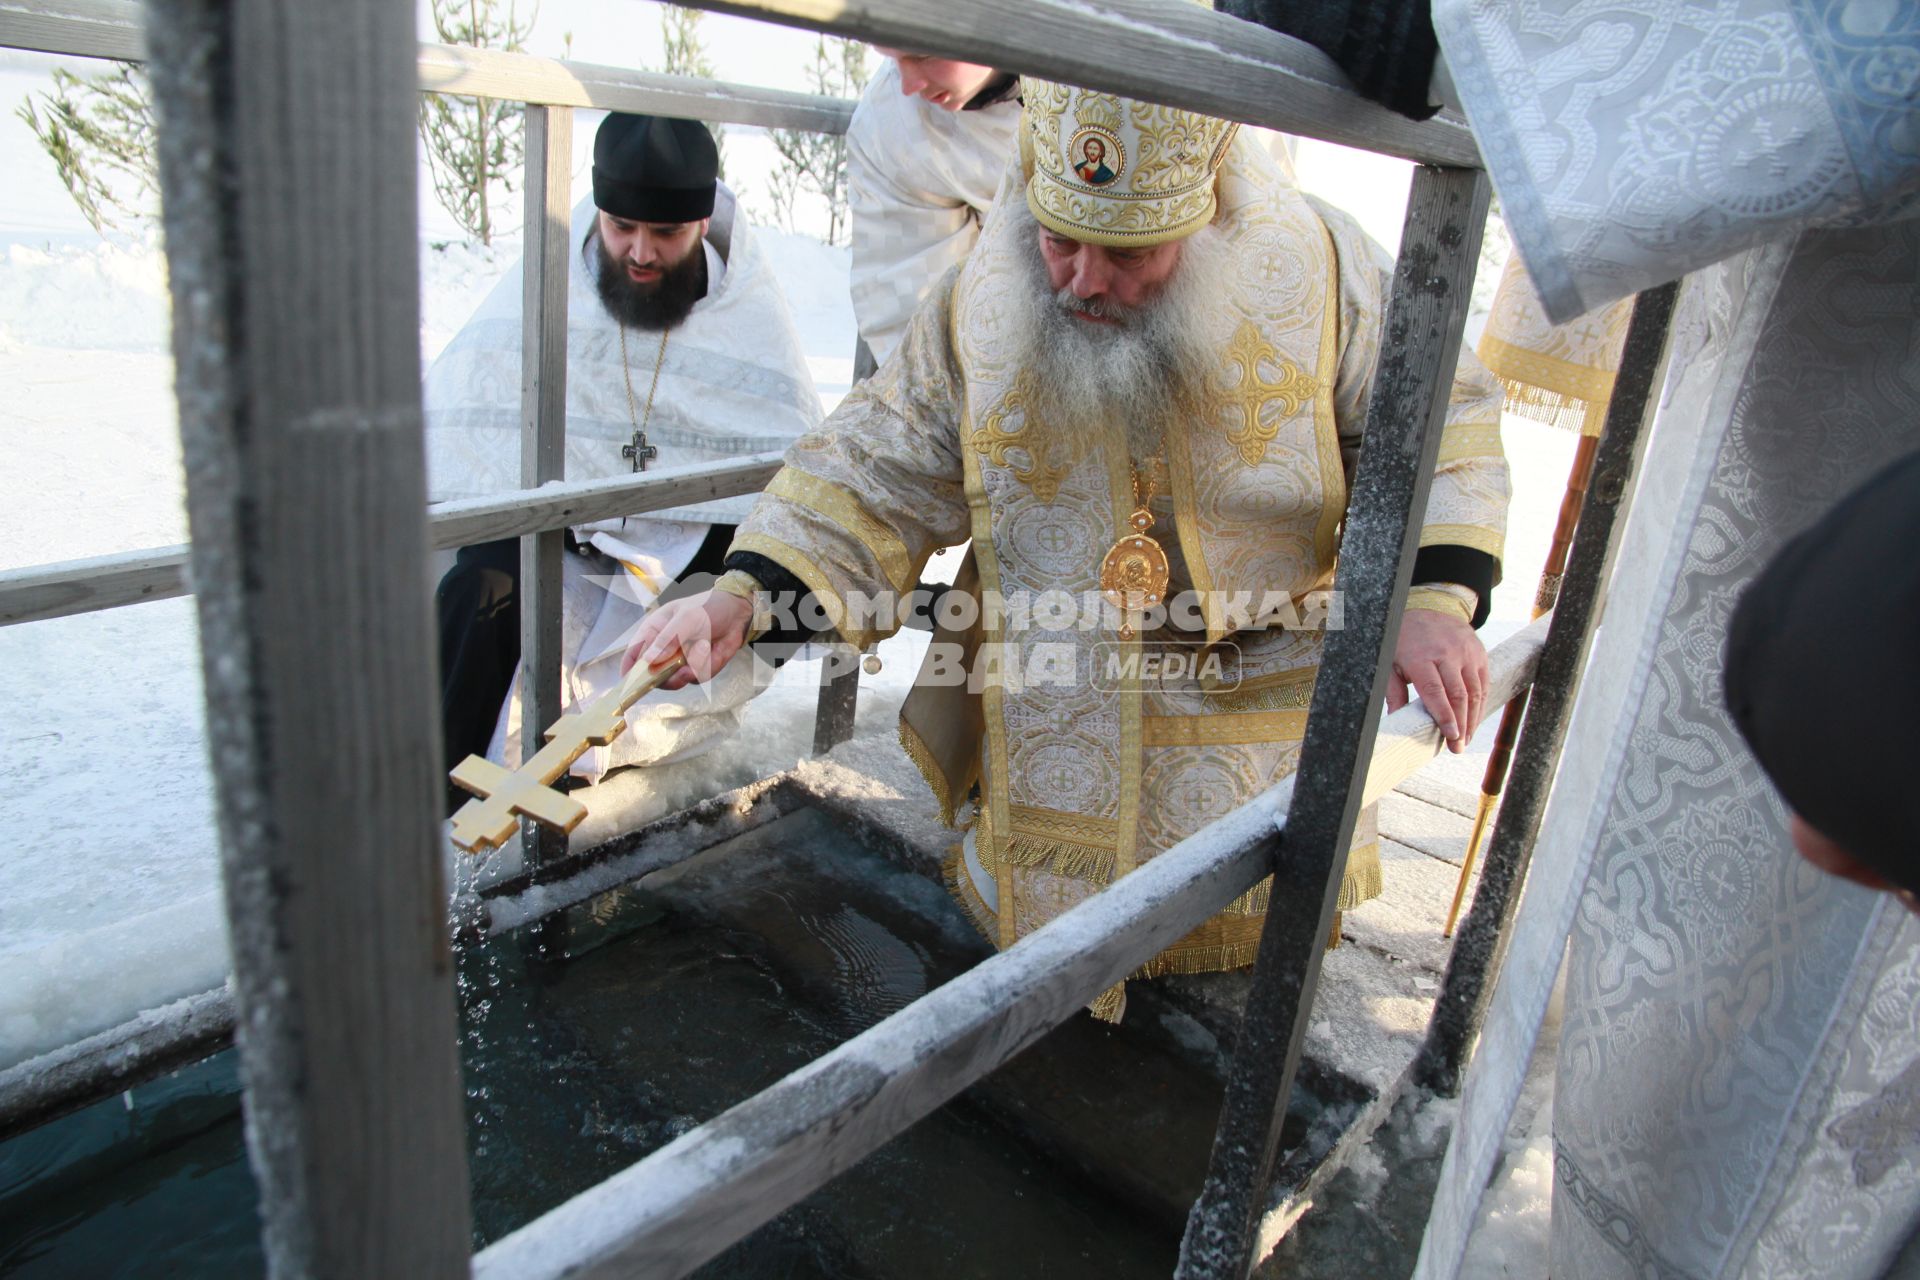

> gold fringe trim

[
  {"left": 1131, "top": 938, "right": 1264, "bottom": 979},
  {"left": 1088, "top": 984, "right": 1128, "bottom": 1024},
  {"left": 1223, "top": 877, "right": 1272, "bottom": 917},
  {"left": 1335, "top": 843, "right": 1384, "bottom": 911},
  {"left": 1001, "top": 834, "right": 1117, "bottom": 882},
  {"left": 1210, "top": 666, "right": 1318, "bottom": 713},
  {"left": 1478, "top": 334, "right": 1619, "bottom": 409},
  {"left": 1493, "top": 375, "right": 1596, "bottom": 433},
  {"left": 899, "top": 718, "right": 961, "bottom": 829},
  {"left": 942, "top": 844, "right": 998, "bottom": 947}
]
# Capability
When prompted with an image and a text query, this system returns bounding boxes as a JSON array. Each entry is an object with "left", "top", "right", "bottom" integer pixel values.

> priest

[
  {"left": 427, "top": 112, "right": 821, "bottom": 793},
  {"left": 847, "top": 49, "right": 1021, "bottom": 366},
  {"left": 628, "top": 84, "right": 1511, "bottom": 1018}
]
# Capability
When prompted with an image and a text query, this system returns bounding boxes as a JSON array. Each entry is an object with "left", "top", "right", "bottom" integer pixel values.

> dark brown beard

[{"left": 588, "top": 228, "right": 708, "bottom": 331}]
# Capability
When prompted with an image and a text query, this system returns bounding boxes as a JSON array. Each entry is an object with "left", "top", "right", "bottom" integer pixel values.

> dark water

[{"left": 0, "top": 808, "right": 1355, "bottom": 1278}]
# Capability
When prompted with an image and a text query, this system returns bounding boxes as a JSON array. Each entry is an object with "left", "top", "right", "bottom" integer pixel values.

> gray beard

[{"left": 1008, "top": 211, "right": 1225, "bottom": 464}]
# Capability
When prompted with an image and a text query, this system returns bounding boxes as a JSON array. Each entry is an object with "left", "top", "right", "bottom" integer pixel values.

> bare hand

[
  {"left": 621, "top": 589, "right": 754, "bottom": 691},
  {"left": 1386, "top": 608, "right": 1489, "bottom": 753}
]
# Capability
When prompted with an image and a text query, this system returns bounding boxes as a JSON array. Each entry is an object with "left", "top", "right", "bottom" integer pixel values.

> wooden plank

[
  {"left": 430, "top": 454, "right": 782, "bottom": 546},
  {"left": 0, "top": 455, "right": 783, "bottom": 628},
  {"left": 0, "top": 987, "right": 233, "bottom": 1143},
  {"left": 1178, "top": 165, "right": 1492, "bottom": 1280},
  {"left": 519, "top": 104, "right": 571, "bottom": 871},
  {"left": 144, "top": 0, "right": 471, "bottom": 1272},
  {"left": 417, "top": 43, "right": 853, "bottom": 132},
  {"left": 0, "top": 545, "right": 191, "bottom": 625},
  {"left": 677, "top": 0, "right": 1480, "bottom": 167},
  {"left": 0, "top": 0, "right": 142, "bottom": 59},
  {"left": 472, "top": 619, "right": 1542, "bottom": 1280},
  {"left": 811, "top": 649, "right": 861, "bottom": 754},
  {"left": 3, "top": 0, "right": 852, "bottom": 132}
]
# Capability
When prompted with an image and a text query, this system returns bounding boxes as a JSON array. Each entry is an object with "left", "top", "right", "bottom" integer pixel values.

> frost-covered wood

[
  {"left": 1179, "top": 164, "right": 1492, "bottom": 1280},
  {"left": 145, "top": 0, "right": 470, "bottom": 1272},
  {"left": 0, "top": 987, "right": 234, "bottom": 1142},
  {"left": 519, "top": 103, "right": 571, "bottom": 869},
  {"left": 678, "top": 0, "right": 1479, "bottom": 166},
  {"left": 473, "top": 621, "right": 1543, "bottom": 1280},
  {"left": 0, "top": 545, "right": 192, "bottom": 625},
  {"left": 417, "top": 42, "right": 853, "bottom": 132},
  {"left": 2, "top": 0, "right": 854, "bottom": 133},
  {"left": 0, "top": 0, "right": 143, "bottom": 61},
  {"left": 0, "top": 455, "right": 784, "bottom": 627}
]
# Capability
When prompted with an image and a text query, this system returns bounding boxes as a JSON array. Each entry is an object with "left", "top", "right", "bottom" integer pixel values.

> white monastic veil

[
  {"left": 424, "top": 186, "right": 823, "bottom": 781},
  {"left": 1418, "top": 1, "right": 1920, "bottom": 1275}
]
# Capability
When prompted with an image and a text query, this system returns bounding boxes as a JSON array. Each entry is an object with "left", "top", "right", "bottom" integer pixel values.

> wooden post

[
  {"left": 144, "top": 0, "right": 471, "bottom": 1273},
  {"left": 1177, "top": 166, "right": 1491, "bottom": 1280},
  {"left": 1415, "top": 283, "right": 1680, "bottom": 1096},
  {"left": 810, "top": 335, "right": 878, "bottom": 756},
  {"left": 521, "top": 103, "right": 572, "bottom": 870},
  {"left": 811, "top": 647, "right": 861, "bottom": 755}
]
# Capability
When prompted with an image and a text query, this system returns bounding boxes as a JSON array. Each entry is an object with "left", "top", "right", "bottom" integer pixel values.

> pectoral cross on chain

[{"left": 622, "top": 429, "right": 658, "bottom": 472}]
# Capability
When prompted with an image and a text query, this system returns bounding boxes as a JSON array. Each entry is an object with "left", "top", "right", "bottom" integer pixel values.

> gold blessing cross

[{"left": 448, "top": 646, "right": 697, "bottom": 854}]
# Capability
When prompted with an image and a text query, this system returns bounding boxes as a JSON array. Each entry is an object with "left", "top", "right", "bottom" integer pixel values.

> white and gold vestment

[{"left": 736, "top": 108, "right": 1508, "bottom": 1005}]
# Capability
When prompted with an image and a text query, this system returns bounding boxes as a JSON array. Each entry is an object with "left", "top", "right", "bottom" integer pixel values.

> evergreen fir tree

[
  {"left": 658, "top": 5, "right": 726, "bottom": 180},
  {"left": 419, "top": 0, "right": 537, "bottom": 246},
  {"left": 765, "top": 36, "right": 869, "bottom": 243},
  {"left": 18, "top": 65, "right": 159, "bottom": 238}
]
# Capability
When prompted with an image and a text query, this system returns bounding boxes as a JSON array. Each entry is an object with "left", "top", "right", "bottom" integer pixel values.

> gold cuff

[
  {"left": 711, "top": 569, "right": 763, "bottom": 603},
  {"left": 1405, "top": 584, "right": 1475, "bottom": 624}
]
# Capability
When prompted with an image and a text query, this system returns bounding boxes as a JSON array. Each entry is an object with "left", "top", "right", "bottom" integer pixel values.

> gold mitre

[{"left": 1022, "top": 80, "right": 1239, "bottom": 247}]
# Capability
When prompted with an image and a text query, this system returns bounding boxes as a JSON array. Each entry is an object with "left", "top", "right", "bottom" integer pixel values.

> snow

[{"left": 1, "top": 52, "right": 1561, "bottom": 1262}]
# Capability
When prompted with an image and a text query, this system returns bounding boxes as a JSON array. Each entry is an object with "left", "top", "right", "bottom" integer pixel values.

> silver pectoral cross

[{"left": 622, "top": 428, "right": 658, "bottom": 472}]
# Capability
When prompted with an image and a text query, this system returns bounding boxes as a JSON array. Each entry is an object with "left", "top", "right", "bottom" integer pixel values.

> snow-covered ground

[{"left": 0, "top": 39, "right": 1560, "bottom": 1270}]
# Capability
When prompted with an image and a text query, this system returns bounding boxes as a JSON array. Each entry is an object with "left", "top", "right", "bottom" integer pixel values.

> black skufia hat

[
  {"left": 1724, "top": 448, "right": 1920, "bottom": 898},
  {"left": 593, "top": 112, "right": 718, "bottom": 223}
]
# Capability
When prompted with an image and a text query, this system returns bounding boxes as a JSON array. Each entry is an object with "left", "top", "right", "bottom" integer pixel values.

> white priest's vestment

[
  {"left": 846, "top": 63, "right": 1022, "bottom": 366},
  {"left": 1418, "top": 2, "right": 1920, "bottom": 1276},
  {"left": 425, "top": 187, "right": 822, "bottom": 779}
]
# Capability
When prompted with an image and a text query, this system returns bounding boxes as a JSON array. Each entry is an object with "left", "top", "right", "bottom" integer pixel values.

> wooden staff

[{"left": 1443, "top": 432, "right": 1599, "bottom": 936}]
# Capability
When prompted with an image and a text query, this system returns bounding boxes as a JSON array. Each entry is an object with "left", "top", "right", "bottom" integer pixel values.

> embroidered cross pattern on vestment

[{"left": 1222, "top": 320, "right": 1317, "bottom": 466}]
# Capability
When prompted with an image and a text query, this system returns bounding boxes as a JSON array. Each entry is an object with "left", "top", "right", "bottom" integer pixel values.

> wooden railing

[{"left": 0, "top": 2, "right": 1677, "bottom": 1277}]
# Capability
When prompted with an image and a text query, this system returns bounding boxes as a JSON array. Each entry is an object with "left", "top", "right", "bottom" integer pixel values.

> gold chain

[
  {"left": 618, "top": 324, "right": 671, "bottom": 439},
  {"left": 1130, "top": 455, "right": 1165, "bottom": 514}
]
